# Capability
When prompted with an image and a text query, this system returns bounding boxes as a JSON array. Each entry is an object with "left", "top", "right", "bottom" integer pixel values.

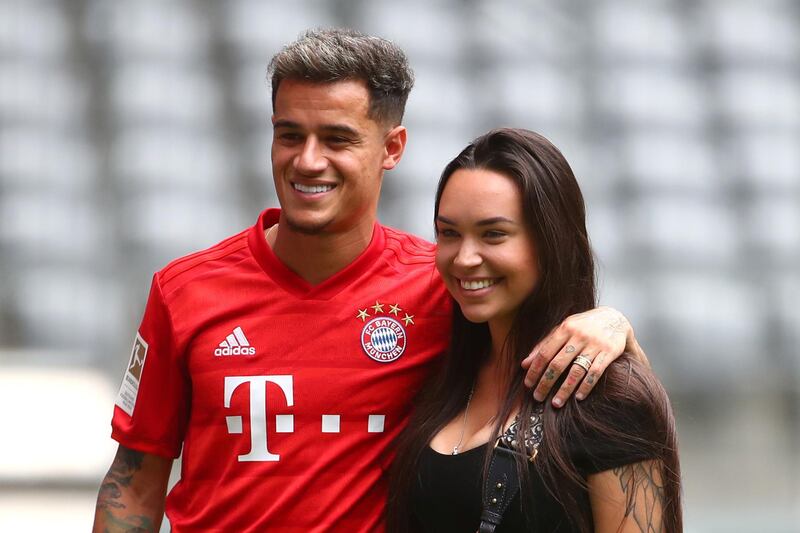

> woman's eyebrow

[
  {"left": 476, "top": 216, "right": 515, "bottom": 226},
  {"left": 436, "top": 215, "right": 517, "bottom": 226}
]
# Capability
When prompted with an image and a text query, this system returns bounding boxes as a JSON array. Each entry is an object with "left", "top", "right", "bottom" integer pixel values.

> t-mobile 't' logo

[{"left": 224, "top": 375, "right": 293, "bottom": 462}]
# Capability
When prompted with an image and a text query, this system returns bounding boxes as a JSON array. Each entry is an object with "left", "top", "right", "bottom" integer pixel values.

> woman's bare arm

[
  {"left": 588, "top": 460, "right": 666, "bottom": 533},
  {"left": 93, "top": 444, "right": 173, "bottom": 533}
]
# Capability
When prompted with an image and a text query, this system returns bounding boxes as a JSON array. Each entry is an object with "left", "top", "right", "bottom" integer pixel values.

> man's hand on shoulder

[{"left": 521, "top": 306, "right": 646, "bottom": 408}]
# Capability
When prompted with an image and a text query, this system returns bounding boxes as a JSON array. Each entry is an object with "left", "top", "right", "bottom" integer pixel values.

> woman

[{"left": 387, "top": 128, "right": 681, "bottom": 532}]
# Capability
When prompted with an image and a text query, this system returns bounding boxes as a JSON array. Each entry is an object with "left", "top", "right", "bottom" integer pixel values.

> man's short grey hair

[{"left": 268, "top": 28, "right": 414, "bottom": 126}]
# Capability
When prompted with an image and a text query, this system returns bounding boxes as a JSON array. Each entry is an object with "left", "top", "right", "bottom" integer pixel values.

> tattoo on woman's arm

[{"left": 612, "top": 461, "right": 665, "bottom": 533}]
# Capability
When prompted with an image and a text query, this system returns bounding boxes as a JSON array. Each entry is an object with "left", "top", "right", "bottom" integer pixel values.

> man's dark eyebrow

[
  {"left": 320, "top": 124, "right": 360, "bottom": 137},
  {"left": 272, "top": 119, "right": 301, "bottom": 130},
  {"left": 272, "top": 120, "right": 359, "bottom": 137}
]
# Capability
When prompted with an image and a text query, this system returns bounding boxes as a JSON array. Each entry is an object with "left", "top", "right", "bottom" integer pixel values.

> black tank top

[
  {"left": 411, "top": 443, "right": 531, "bottom": 532},
  {"left": 409, "top": 404, "right": 659, "bottom": 532}
]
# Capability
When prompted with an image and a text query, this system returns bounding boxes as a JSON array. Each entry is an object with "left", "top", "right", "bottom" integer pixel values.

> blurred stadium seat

[
  {"left": 593, "top": 1, "right": 690, "bottom": 63},
  {"left": 628, "top": 195, "right": 740, "bottom": 264},
  {"left": 0, "top": 0, "right": 69, "bottom": 60}
]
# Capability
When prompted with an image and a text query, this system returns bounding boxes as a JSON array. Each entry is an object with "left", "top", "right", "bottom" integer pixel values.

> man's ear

[{"left": 382, "top": 125, "right": 407, "bottom": 171}]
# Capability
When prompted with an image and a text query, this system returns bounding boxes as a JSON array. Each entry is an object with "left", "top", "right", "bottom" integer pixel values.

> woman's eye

[
  {"left": 484, "top": 230, "right": 507, "bottom": 239},
  {"left": 437, "top": 228, "right": 458, "bottom": 238}
]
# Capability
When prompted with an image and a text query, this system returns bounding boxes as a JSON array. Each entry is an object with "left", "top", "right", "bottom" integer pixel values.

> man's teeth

[
  {"left": 460, "top": 279, "right": 498, "bottom": 290},
  {"left": 293, "top": 183, "right": 335, "bottom": 194}
]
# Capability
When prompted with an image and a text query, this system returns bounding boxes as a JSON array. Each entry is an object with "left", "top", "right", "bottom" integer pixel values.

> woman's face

[{"left": 435, "top": 168, "right": 539, "bottom": 330}]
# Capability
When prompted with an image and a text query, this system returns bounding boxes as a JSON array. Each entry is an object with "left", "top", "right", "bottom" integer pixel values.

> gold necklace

[{"left": 452, "top": 384, "right": 475, "bottom": 455}]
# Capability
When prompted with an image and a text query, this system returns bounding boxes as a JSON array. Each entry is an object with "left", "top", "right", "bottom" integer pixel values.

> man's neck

[{"left": 268, "top": 218, "right": 376, "bottom": 286}]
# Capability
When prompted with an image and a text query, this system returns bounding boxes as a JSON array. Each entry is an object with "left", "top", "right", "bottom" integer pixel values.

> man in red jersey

[{"left": 93, "top": 29, "right": 647, "bottom": 532}]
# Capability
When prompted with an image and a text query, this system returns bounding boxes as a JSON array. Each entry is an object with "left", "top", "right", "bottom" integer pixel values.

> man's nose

[{"left": 294, "top": 137, "right": 327, "bottom": 174}]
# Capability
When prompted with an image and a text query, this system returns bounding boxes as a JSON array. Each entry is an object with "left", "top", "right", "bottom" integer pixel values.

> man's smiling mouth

[{"left": 292, "top": 182, "right": 336, "bottom": 194}]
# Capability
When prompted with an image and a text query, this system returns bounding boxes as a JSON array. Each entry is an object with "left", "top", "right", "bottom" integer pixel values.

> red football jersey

[{"left": 112, "top": 208, "right": 452, "bottom": 532}]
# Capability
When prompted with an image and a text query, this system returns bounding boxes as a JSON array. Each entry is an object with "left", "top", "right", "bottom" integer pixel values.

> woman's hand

[{"left": 521, "top": 306, "right": 648, "bottom": 407}]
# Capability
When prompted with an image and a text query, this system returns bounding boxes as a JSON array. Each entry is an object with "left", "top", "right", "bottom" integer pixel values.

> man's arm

[
  {"left": 521, "top": 306, "right": 648, "bottom": 407},
  {"left": 93, "top": 444, "right": 173, "bottom": 533}
]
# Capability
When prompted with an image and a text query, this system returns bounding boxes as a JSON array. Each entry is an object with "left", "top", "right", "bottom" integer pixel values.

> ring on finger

[{"left": 572, "top": 354, "right": 592, "bottom": 372}]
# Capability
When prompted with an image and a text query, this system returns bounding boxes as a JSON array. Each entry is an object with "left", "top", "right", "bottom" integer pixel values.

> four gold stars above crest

[{"left": 356, "top": 302, "right": 414, "bottom": 326}]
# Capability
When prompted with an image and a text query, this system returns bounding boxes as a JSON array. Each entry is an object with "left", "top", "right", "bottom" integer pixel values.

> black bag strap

[
  {"left": 478, "top": 444, "right": 524, "bottom": 533},
  {"left": 478, "top": 407, "right": 544, "bottom": 533}
]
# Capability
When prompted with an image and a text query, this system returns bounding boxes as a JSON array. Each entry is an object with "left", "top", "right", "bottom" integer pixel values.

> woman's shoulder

[
  {"left": 564, "top": 353, "right": 676, "bottom": 473},
  {"left": 582, "top": 353, "right": 671, "bottom": 420}
]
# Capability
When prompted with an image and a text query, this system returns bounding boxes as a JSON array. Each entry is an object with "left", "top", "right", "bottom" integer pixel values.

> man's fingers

[
  {"left": 532, "top": 342, "right": 582, "bottom": 402},
  {"left": 521, "top": 345, "right": 538, "bottom": 368},
  {"left": 521, "top": 337, "right": 546, "bottom": 368},
  {"left": 552, "top": 360, "right": 592, "bottom": 407},
  {"left": 522, "top": 328, "right": 567, "bottom": 385},
  {"left": 575, "top": 352, "right": 609, "bottom": 401},
  {"left": 523, "top": 349, "right": 549, "bottom": 387}
]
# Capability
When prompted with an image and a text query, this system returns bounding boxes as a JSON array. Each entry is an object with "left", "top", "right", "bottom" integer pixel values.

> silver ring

[{"left": 572, "top": 355, "right": 592, "bottom": 372}]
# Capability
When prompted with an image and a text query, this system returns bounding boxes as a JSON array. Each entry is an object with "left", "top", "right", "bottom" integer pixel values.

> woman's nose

[{"left": 453, "top": 239, "right": 482, "bottom": 268}]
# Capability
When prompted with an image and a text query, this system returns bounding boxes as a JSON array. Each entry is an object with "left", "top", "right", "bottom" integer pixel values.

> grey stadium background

[{"left": 0, "top": 0, "right": 797, "bottom": 531}]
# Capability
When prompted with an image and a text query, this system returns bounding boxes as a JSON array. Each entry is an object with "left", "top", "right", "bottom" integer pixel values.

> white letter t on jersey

[{"left": 224, "top": 375, "right": 293, "bottom": 462}]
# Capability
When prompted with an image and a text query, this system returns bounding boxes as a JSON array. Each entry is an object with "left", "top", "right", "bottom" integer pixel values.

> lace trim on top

[{"left": 497, "top": 405, "right": 544, "bottom": 457}]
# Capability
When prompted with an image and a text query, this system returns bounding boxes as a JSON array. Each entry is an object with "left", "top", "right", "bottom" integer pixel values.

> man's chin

[{"left": 283, "top": 214, "right": 332, "bottom": 236}]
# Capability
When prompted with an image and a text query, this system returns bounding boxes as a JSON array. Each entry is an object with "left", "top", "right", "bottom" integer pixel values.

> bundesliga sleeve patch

[{"left": 115, "top": 332, "right": 149, "bottom": 416}]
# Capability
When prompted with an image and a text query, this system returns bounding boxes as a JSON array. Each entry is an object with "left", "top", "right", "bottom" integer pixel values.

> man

[{"left": 93, "top": 29, "right": 645, "bottom": 532}]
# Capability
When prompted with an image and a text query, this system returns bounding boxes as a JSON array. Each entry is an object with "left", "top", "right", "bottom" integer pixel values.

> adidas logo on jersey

[{"left": 215, "top": 326, "right": 256, "bottom": 356}]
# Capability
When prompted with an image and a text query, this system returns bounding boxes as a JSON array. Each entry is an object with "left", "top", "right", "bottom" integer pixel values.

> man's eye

[
  {"left": 327, "top": 136, "right": 351, "bottom": 145},
  {"left": 278, "top": 132, "right": 302, "bottom": 142}
]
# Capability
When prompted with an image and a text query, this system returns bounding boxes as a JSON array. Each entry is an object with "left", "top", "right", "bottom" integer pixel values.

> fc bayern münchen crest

[{"left": 356, "top": 301, "right": 414, "bottom": 363}]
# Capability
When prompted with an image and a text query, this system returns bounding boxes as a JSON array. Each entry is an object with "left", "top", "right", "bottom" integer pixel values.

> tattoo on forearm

[
  {"left": 96, "top": 447, "right": 158, "bottom": 532},
  {"left": 613, "top": 461, "right": 665, "bottom": 533},
  {"left": 103, "top": 511, "right": 156, "bottom": 532},
  {"left": 96, "top": 447, "right": 145, "bottom": 512}
]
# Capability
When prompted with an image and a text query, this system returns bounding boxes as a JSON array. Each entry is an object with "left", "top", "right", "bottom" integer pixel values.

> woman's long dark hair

[{"left": 386, "top": 128, "right": 681, "bottom": 532}]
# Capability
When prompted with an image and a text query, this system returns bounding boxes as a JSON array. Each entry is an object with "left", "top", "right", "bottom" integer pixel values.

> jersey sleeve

[{"left": 111, "top": 273, "right": 189, "bottom": 458}]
